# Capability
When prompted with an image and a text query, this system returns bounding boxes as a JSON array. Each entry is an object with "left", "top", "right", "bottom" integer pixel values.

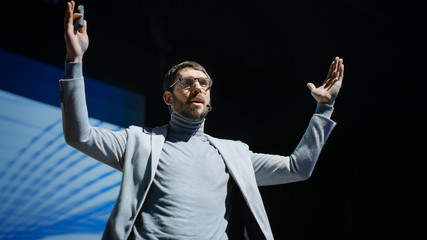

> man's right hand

[{"left": 64, "top": 1, "right": 89, "bottom": 62}]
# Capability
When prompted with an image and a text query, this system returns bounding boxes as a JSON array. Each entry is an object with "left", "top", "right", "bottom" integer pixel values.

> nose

[{"left": 191, "top": 80, "right": 203, "bottom": 93}]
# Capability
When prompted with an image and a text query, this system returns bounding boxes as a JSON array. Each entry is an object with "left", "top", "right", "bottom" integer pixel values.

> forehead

[{"left": 176, "top": 67, "right": 207, "bottom": 79}]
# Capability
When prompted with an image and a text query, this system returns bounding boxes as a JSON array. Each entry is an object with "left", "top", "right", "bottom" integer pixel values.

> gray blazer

[{"left": 60, "top": 77, "right": 336, "bottom": 240}]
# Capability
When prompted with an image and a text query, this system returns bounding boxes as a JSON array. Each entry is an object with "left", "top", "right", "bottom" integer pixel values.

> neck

[{"left": 167, "top": 113, "right": 205, "bottom": 141}]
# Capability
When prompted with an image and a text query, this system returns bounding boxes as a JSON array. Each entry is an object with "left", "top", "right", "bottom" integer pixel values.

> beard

[{"left": 171, "top": 93, "right": 209, "bottom": 121}]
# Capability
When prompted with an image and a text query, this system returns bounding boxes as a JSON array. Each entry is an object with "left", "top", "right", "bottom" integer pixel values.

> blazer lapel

[
  {"left": 205, "top": 135, "right": 248, "bottom": 198},
  {"left": 150, "top": 125, "right": 168, "bottom": 180},
  {"left": 206, "top": 135, "right": 272, "bottom": 239}
]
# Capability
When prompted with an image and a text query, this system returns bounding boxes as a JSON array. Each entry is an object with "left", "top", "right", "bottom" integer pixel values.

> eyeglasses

[{"left": 169, "top": 77, "right": 213, "bottom": 90}]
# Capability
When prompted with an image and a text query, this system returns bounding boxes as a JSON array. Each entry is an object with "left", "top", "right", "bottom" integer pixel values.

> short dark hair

[{"left": 163, "top": 61, "right": 210, "bottom": 92}]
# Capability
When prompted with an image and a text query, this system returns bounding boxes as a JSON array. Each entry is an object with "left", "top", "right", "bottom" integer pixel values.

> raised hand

[
  {"left": 64, "top": 1, "right": 89, "bottom": 62},
  {"left": 307, "top": 57, "right": 344, "bottom": 105}
]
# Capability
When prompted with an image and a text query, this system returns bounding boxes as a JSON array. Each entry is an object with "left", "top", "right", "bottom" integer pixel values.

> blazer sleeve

[
  {"left": 60, "top": 76, "right": 127, "bottom": 171},
  {"left": 251, "top": 104, "right": 336, "bottom": 186}
]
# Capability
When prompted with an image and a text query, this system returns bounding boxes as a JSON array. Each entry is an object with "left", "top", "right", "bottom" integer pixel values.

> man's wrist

[
  {"left": 66, "top": 52, "right": 83, "bottom": 63},
  {"left": 315, "top": 103, "right": 334, "bottom": 119}
]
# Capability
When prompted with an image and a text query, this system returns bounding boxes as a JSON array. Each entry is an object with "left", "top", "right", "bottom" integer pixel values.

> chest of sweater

[
  {"left": 157, "top": 136, "right": 230, "bottom": 196},
  {"left": 136, "top": 135, "right": 233, "bottom": 239}
]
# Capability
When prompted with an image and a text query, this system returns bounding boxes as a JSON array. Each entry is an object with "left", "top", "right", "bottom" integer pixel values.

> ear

[{"left": 163, "top": 91, "right": 173, "bottom": 106}]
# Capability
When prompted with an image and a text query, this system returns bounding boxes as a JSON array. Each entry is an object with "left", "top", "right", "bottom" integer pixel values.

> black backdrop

[{"left": 2, "top": 0, "right": 425, "bottom": 239}]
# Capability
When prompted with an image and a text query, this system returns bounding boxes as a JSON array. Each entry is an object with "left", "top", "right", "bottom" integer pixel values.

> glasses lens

[
  {"left": 180, "top": 78, "right": 194, "bottom": 88},
  {"left": 198, "top": 78, "right": 210, "bottom": 88}
]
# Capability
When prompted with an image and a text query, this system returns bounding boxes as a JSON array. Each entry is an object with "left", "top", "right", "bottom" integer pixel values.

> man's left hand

[{"left": 307, "top": 57, "right": 344, "bottom": 105}]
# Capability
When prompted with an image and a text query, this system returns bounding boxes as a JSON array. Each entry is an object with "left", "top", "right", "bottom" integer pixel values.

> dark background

[{"left": 2, "top": 0, "right": 425, "bottom": 239}]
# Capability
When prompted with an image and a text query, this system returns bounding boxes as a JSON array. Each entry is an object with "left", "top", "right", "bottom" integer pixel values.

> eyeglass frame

[{"left": 169, "top": 77, "right": 213, "bottom": 91}]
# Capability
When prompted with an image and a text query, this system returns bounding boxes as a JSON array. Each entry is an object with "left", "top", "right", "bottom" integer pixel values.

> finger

[
  {"left": 338, "top": 59, "right": 344, "bottom": 81},
  {"left": 325, "top": 58, "right": 337, "bottom": 87},
  {"left": 73, "top": 13, "right": 83, "bottom": 20},
  {"left": 333, "top": 57, "right": 340, "bottom": 77},
  {"left": 81, "top": 20, "right": 88, "bottom": 34},
  {"left": 327, "top": 78, "right": 339, "bottom": 90},
  {"left": 64, "top": 2, "right": 71, "bottom": 26},
  {"left": 307, "top": 83, "right": 316, "bottom": 92},
  {"left": 340, "top": 63, "right": 344, "bottom": 81},
  {"left": 64, "top": 1, "right": 75, "bottom": 30},
  {"left": 326, "top": 58, "right": 336, "bottom": 80},
  {"left": 324, "top": 76, "right": 335, "bottom": 89},
  {"left": 327, "top": 57, "right": 340, "bottom": 81}
]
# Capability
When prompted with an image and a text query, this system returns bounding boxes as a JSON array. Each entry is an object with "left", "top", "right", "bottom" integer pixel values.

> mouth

[{"left": 188, "top": 97, "right": 204, "bottom": 106}]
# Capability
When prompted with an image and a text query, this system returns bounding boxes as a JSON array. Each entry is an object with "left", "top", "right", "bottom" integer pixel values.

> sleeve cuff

[
  {"left": 64, "top": 62, "right": 83, "bottom": 79},
  {"left": 314, "top": 103, "right": 334, "bottom": 119}
]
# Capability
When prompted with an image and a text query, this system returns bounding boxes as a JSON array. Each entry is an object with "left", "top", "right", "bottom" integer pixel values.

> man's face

[{"left": 166, "top": 67, "right": 211, "bottom": 121}]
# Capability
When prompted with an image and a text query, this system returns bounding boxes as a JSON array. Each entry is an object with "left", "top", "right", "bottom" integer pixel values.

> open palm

[{"left": 307, "top": 57, "right": 344, "bottom": 105}]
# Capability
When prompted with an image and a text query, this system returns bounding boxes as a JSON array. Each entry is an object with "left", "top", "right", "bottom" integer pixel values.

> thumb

[{"left": 306, "top": 83, "right": 316, "bottom": 92}]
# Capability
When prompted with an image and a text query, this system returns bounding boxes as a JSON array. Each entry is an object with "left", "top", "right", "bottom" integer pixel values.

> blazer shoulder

[
  {"left": 127, "top": 124, "right": 169, "bottom": 135},
  {"left": 205, "top": 134, "right": 249, "bottom": 149}
]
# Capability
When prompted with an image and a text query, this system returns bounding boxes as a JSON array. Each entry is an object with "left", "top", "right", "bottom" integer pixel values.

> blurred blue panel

[
  {"left": 0, "top": 50, "right": 145, "bottom": 239},
  {"left": 0, "top": 48, "right": 145, "bottom": 127},
  {"left": 0, "top": 90, "right": 122, "bottom": 239}
]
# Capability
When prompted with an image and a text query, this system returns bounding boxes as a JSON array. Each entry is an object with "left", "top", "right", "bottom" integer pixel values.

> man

[{"left": 61, "top": 1, "right": 343, "bottom": 239}]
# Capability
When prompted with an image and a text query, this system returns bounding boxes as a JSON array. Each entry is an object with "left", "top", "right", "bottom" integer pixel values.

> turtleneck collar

[{"left": 167, "top": 113, "right": 205, "bottom": 142}]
